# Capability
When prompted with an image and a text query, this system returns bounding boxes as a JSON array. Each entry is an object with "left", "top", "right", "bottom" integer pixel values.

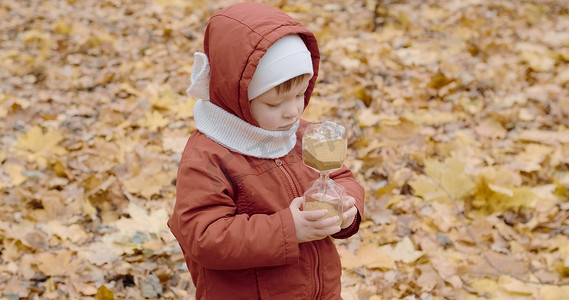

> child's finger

[
  {"left": 302, "top": 209, "right": 328, "bottom": 221},
  {"left": 310, "top": 215, "right": 339, "bottom": 228},
  {"left": 310, "top": 193, "right": 336, "bottom": 203},
  {"left": 290, "top": 197, "right": 303, "bottom": 209},
  {"left": 343, "top": 206, "right": 357, "bottom": 219},
  {"left": 340, "top": 206, "right": 358, "bottom": 229},
  {"left": 343, "top": 196, "right": 356, "bottom": 208}
]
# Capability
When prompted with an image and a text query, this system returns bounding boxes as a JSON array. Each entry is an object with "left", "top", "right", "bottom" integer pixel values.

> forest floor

[{"left": 1, "top": 0, "right": 569, "bottom": 299}]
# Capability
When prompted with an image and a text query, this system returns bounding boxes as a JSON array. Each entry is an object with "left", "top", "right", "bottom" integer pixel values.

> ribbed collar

[{"left": 193, "top": 99, "right": 298, "bottom": 159}]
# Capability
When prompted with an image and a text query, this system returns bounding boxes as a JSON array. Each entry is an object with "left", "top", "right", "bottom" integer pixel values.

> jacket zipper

[
  {"left": 255, "top": 269, "right": 261, "bottom": 299},
  {"left": 274, "top": 158, "right": 321, "bottom": 299},
  {"left": 274, "top": 159, "right": 300, "bottom": 197},
  {"left": 310, "top": 242, "right": 321, "bottom": 299}
]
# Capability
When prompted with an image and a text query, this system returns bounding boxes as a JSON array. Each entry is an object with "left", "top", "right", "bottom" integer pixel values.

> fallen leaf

[
  {"left": 139, "top": 110, "right": 169, "bottom": 131},
  {"left": 81, "top": 242, "right": 121, "bottom": 266},
  {"left": 4, "top": 163, "right": 26, "bottom": 186},
  {"left": 36, "top": 251, "right": 74, "bottom": 277},
  {"left": 95, "top": 285, "right": 114, "bottom": 300},
  {"left": 338, "top": 243, "right": 395, "bottom": 270},
  {"left": 498, "top": 275, "right": 535, "bottom": 296},
  {"left": 379, "top": 236, "right": 424, "bottom": 264},
  {"left": 417, "top": 264, "right": 442, "bottom": 292},
  {"left": 14, "top": 126, "right": 66, "bottom": 167}
]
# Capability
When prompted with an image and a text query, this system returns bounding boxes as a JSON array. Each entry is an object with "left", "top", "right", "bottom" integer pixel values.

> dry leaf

[
  {"left": 36, "top": 251, "right": 74, "bottom": 277},
  {"left": 14, "top": 126, "right": 66, "bottom": 167},
  {"left": 338, "top": 243, "right": 395, "bottom": 270},
  {"left": 3, "top": 0, "right": 569, "bottom": 298},
  {"left": 379, "top": 236, "right": 424, "bottom": 264}
]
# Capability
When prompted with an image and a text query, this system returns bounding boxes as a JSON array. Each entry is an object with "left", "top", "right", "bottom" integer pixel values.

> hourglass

[{"left": 302, "top": 121, "right": 347, "bottom": 226}]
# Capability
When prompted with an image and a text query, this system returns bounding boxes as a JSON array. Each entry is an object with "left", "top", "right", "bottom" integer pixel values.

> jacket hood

[{"left": 204, "top": 2, "right": 320, "bottom": 126}]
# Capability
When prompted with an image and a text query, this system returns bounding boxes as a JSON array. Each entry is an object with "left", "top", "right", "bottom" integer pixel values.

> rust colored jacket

[{"left": 168, "top": 3, "right": 365, "bottom": 299}]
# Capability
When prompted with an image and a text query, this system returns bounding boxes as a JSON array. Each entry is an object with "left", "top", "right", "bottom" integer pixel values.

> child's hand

[
  {"left": 289, "top": 197, "right": 341, "bottom": 243},
  {"left": 340, "top": 196, "right": 357, "bottom": 229}
]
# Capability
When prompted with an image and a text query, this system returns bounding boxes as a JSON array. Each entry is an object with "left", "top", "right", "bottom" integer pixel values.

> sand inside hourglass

[
  {"left": 302, "top": 136, "right": 346, "bottom": 171},
  {"left": 303, "top": 200, "right": 342, "bottom": 226}
]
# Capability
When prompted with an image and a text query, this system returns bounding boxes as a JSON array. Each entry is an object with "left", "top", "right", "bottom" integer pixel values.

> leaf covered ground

[{"left": 1, "top": 0, "right": 569, "bottom": 299}]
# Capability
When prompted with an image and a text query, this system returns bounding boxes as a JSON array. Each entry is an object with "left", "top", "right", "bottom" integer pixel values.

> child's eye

[{"left": 267, "top": 103, "right": 280, "bottom": 108}]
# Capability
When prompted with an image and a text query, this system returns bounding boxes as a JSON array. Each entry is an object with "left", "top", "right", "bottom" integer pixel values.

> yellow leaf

[
  {"left": 487, "top": 184, "right": 514, "bottom": 197},
  {"left": 101, "top": 202, "right": 170, "bottom": 255},
  {"left": 469, "top": 278, "right": 499, "bottom": 298},
  {"left": 15, "top": 126, "right": 66, "bottom": 167},
  {"left": 477, "top": 167, "right": 522, "bottom": 187},
  {"left": 409, "top": 175, "right": 448, "bottom": 202},
  {"left": 16, "top": 126, "right": 64, "bottom": 154},
  {"left": 350, "top": 84, "right": 372, "bottom": 106},
  {"left": 83, "top": 199, "right": 97, "bottom": 215},
  {"left": 149, "top": 95, "right": 177, "bottom": 110},
  {"left": 95, "top": 285, "right": 114, "bottom": 300},
  {"left": 148, "top": 84, "right": 179, "bottom": 110},
  {"left": 504, "top": 187, "right": 535, "bottom": 209},
  {"left": 428, "top": 71, "right": 454, "bottom": 90},
  {"left": 5, "top": 164, "right": 26, "bottom": 186},
  {"left": 139, "top": 110, "right": 168, "bottom": 131},
  {"left": 20, "top": 30, "right": 52, "bottom": 59},
  {"left": 424, "top": 155, "right": 475, "bottom": 200},
  {"left": 43, "top": 221, "right": 89, "bottom": 243},
  {"left": 281, "top": 4, "right": 310, "bottom": 13},
  {"left": 475, "top": 185, "right": 535, "bottom": 212},
  {"left": 511, "top": 144, "right": 552, "bottom": 172},
  {"left": 358, "top": 108, "right": 382, "bottom": 127},
  {"left": 498, "top": 276, "right": 535, "bottom": 296},
  {"left": 379, "top": 236, "right": 423, "bottom": 263},
  {"left": 517, "top": 129, "right": 569, "bottom": 145},
  {"left": 123, "top": 170, "right": 171, "bottom": 199},
  {"left": 302, "top": 98, "right": 332, "bottom": 123},
  {"left": 338, "top": 243, "right": 395, "bottom": 270},
  {"left": 521, "top": 51, "right": 555, "bottom": 72},
  {"left": 403, "top": 109, "right": 459, "bottom": 126},
  {"left": 538, "top": 286, "right": 569, "bottom": 300},
  {"left": 55, "top": 19, "right": 72, "bottom": 35},
  {"left": 174, "top": 97, "right": 198, "bottom": 119}
]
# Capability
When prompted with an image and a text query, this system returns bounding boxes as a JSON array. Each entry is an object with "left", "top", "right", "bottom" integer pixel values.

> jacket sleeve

[
  {"left": 329, "top": 165, "right": 365, "bottom": 239},
  {"left": 168, "top": 154, "right": 300, "bottom": 270}
]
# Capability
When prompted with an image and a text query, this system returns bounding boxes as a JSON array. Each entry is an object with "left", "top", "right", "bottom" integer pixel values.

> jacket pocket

[
  {"left": 255, "top": 264, "right": 310, "bottom": 299},
  {"left": 203, "top": 268, "right": 258, "bottom": 300}
]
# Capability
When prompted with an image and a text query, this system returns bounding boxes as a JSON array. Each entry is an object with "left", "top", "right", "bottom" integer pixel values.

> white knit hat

[{"left": 247, "top": 35, "right": 314, "bottom": 100}]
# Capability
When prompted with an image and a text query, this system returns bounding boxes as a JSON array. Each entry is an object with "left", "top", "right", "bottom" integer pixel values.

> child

[{"left": 168, "top": 2, "right": 365, "bottom": 299}]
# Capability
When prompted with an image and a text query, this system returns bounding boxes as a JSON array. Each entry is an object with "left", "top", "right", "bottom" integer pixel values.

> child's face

[{"left": 249, "top": 76, "right": 310, "bottom": 131}]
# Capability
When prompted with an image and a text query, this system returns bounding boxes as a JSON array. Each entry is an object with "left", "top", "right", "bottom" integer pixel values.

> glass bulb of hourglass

[{"left": 302, "top": 121, "right": 347, "bottom": 226}]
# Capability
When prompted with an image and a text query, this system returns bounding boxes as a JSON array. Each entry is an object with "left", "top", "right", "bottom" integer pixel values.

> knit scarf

[{"left": 187, "top": 52, "right": 298, "bottom": 159}]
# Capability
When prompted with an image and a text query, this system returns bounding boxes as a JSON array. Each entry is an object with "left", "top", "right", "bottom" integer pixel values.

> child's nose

[{"left": 282, "top": 100, "right": 300, "bottom": 118}]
